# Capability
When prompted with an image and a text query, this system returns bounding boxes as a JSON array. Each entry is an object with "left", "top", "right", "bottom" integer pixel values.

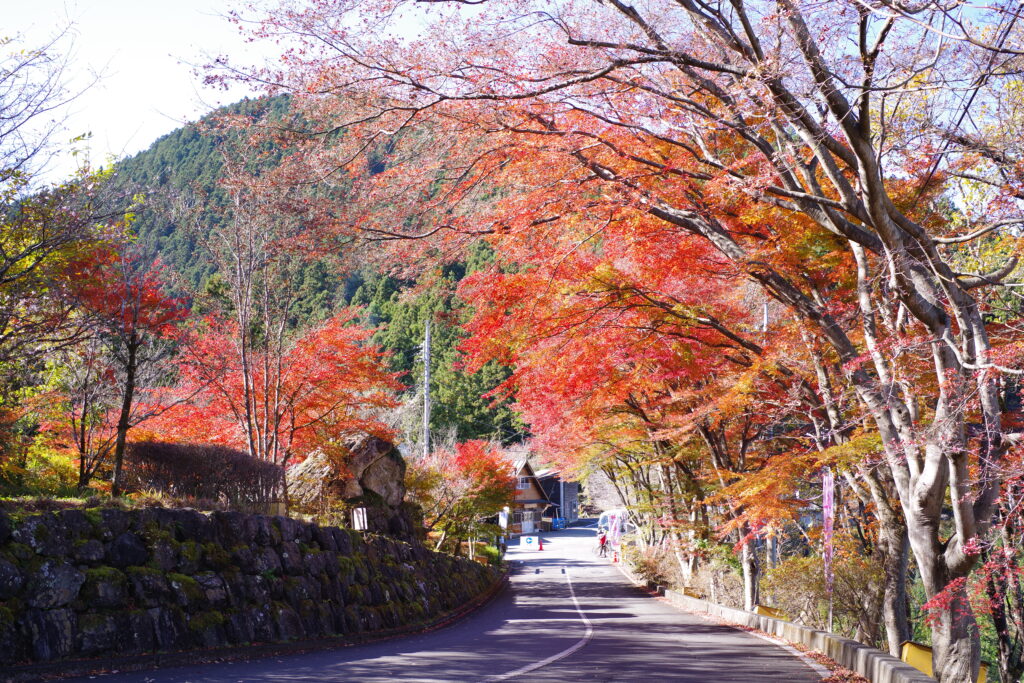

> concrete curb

[
  {"left": 615, "top": 562, "right": 934, "bottom": 683},
  {"left": 660, "top": 590, "right": 934, "bottom": 683},
  {"left": 3, "top": 568, "right": 510, "bottom": 683}
]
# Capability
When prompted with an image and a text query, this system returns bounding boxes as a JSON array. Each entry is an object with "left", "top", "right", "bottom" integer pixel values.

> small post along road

[{"left": 78, "top": 528, "right": 826, "bottom": 682}]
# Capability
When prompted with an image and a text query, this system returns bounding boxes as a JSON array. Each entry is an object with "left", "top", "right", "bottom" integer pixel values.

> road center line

[{"left": 484, "top": 566, "right": 594, "bottom": 682}]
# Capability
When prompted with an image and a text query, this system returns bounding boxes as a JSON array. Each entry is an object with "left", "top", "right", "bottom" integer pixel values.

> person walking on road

[{"left": 597, "top": 531, "right": 608, "bottom": 557}]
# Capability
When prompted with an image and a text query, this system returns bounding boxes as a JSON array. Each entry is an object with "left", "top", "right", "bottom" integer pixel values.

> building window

[{"left": 517, "top": 476, "right": 530, "bottom": 490}]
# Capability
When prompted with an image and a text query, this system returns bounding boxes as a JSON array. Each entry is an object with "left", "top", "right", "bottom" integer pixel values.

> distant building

[
  {"left": 535, "top": 469, "right": 580, "bottom": 523},
  {"left": 511, "top": 460, "right": 554, "bottom": 534}
]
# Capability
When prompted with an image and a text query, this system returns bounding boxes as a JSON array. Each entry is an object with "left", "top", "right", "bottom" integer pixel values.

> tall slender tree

[{"left": 67, "top": 246, "right": 188, "bottom": 495}]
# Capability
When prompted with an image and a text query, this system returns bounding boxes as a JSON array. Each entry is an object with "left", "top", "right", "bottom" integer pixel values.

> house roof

[
  {"left": 512, "top": 459, "right": 554, "bottom": 504},
  {"left": 514, "top": 459, "right": 542, "bottom": 478},
  {"left": 534, "top": 468, "right": 578, "bottom": 484}
]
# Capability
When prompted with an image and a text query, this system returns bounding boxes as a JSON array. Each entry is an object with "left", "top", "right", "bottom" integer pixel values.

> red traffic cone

[{"left": 538, "top": 537, "right": 544, "bottom": 550}]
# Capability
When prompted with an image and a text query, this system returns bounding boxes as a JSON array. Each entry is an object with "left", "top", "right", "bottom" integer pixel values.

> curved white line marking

[
  {"left": 485, "top": 567, "right": 593, "bottom": 681},
  {"left": 743, "top": 630, "right": 832, "bottom": 678},
  {"left": 609, "top": 557, "right": 825, "bottom": 679}
]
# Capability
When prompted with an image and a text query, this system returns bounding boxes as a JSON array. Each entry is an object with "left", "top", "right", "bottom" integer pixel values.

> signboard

[
  {"left": 352, "top": 507, "right": 368, "bottom": 531},
  {"left": 521, "top": 535, "right": 540, "bottom": 551}
]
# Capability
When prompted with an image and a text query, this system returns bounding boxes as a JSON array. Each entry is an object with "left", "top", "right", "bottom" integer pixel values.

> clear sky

[{"left": 7, "top": 0, "right": 270, "bottom": 182}]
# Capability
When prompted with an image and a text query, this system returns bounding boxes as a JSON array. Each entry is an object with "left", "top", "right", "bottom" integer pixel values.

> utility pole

[
  {"left": 559, "top": 476, "right": 565, "bottom": 523},
  {"left": 422, "top": 318, "right": 431, "bottom": 458}
]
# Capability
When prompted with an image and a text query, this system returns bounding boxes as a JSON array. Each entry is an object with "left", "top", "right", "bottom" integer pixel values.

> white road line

[
  {"left": 609, "top": 559, "right": 828, "bottom": 680},
  {"left": 484, "top": 567, "right": 594, "bottom": 682},
  {"left": 742, "top": 630, "right": 832, "bottom": 679}
]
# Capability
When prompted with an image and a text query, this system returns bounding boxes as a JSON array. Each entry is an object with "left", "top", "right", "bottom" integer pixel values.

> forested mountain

[
  {"left": 349, "top": 247, "right": 521, "bottom": 445},
  {"left": 109, "top": 97, "right": 521, "bottom": 445},
  {"left": 110, "top": 96, "right": 291, "bottom": 286}
]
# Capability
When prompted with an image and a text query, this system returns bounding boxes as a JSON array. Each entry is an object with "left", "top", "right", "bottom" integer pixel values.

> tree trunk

[
  {"left": 679, "top": 507, "right": 700, "bottom": 586},
  {"left": 767, "top": 535, "right": 779, "bottom": 571},
  {"left": 861, "top": 590, "right": 885, "bottom": 647},
  {"left": 78, "top": 451, "right": 91, "bottom": 489},
  {"left": 110, "top": 337, "right": 138, "bottom": 498},
  {"left": 929, "top": 580, "right": 980, "bottom": 683},
  {"left": 891, "top": 449, "right": 982, "bottom": 683},
  {"left": 741, "top": 534, "right": 760, "bottom": 612},
  {"left": 76, "top": 412, "right": 89, "bottom": 489},
  {"left": 881, "top": 528, "right": 911, "bottom": 657},
  {"left": 659, "top": 463, "right": 694, "bottom": 584},
  {"left": 978, "top": 509, "right": 1024, "bottom": 683},
  {"left": 905, "top": 501, "right": 980, "bottom": 683},
  {"left": 985, "top": 558, "right": 1023, "bottom": 683},
  {"left": 279, "top": 462, "right": 291, "bottom": 515}
]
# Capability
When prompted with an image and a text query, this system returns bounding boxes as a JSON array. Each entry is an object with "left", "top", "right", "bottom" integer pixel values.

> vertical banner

[
  {"left": 822, "top": 468, "right": 835, "bottom": 596},
  {"left": 608, "top": 512, "right": 623, "bottom": 546}
]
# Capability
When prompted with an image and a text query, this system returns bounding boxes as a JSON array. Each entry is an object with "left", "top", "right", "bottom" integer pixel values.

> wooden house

[{"left": 511, "top": 460, "right": 554, "bottom": 534}]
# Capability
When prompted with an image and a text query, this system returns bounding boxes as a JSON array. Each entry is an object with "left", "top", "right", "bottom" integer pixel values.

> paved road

[{"left": 76, "top": 528, "right": 824, "bottom": 682}]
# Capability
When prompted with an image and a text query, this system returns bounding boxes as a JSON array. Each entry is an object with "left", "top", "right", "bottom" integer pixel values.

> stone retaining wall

[{"left": 0, "top": 507, "right": 501, "bottom": 668}]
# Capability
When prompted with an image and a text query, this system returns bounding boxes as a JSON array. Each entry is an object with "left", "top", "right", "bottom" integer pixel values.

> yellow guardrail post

[
  {"left": 754, "top": 604, "right": 789, "bottom": 621},
  {"left": 900, "top": 641, "right": 988, "bottom": 682}
]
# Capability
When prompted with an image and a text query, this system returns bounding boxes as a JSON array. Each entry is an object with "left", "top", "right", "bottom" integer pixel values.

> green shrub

[
  {"left": 0, "top": 444, "right": 79, "bottom": 498},
  {"left": 761, "top": 545, "right": 884, "bottom": 648},
  {"left": 477, "top": 544, "right": 503, "bottom": 566}
]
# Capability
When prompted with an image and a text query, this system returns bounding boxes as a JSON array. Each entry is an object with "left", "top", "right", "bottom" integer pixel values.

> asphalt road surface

[{"left": 75, "top": 527, "right": 825, "bottom": 682}]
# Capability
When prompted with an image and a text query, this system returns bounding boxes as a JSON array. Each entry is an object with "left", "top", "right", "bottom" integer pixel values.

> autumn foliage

[
  {"left": 8, "top": 2, "right": 1024, "bottom": 680},
  {"left": 150, "top": 309, "right": 401, "bottom": 468},
  {"left": 406, "top": 439, "right": 515, "bottom": 553},
  {"left": 206, "top": 0, "right": 1024, "bottom": 679}
]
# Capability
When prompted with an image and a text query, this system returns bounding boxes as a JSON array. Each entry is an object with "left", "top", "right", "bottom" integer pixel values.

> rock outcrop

[{"left": 288, "top": 435, "right": 416, "bottom": 539}]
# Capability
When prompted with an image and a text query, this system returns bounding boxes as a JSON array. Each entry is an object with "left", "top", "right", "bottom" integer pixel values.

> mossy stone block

[
  {"left": 127, "top": 566, "right": 172, "bottom": 608},
  {"left": 177, "top": 541, "right": 203, "bottom": 574},
  {"left": 82, "top": 567, "right": 128, "bottom": 609},
  {"left": 27, "top": 561, "right": 84, "bottom": 609},
  {"left": 167, "top": 573, "right": 204, "bottom": 610},
  {"left": 0, "top": 559, "right": 24, "bottom": 600},
  {"left": 201, "top": 542, "right": 231, "bottom": 571},
  {"left": 77, "top": 611, "right": 125, "bottom": 655}
]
